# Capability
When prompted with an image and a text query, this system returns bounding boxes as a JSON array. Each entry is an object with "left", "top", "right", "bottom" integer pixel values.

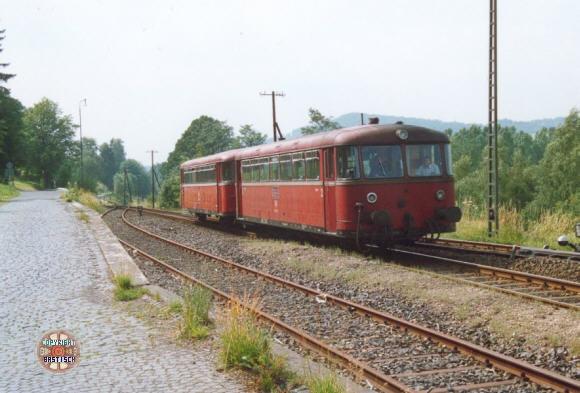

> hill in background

[{"left": 286, "top": 112, "right": 564, "bottom": 139}]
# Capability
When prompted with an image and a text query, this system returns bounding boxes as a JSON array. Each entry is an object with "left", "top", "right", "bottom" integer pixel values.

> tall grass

[
  {"left": 179, "top": 285, "right": 212, "bottom": 340},
  {"left": 219, "top": 296, "right": 294, "bottom": 392},
  {"left": 307, "top": 374, "right": 346, "bottom": 393},
  {"left": 63, "top": 188, "right": 106, "bottom": 213},
  {"left": 452, "top": 201, "right": 577, "bottom": 249}
]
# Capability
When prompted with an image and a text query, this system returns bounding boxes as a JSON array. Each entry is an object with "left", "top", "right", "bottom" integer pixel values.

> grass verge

[
  {"left": 114, "top": 275, "right": 147, "bottom": 301},
  {"left": 450, "top": 204, "right": 577, "bottom": 249},
  {"left": 179, "top": 285, "right": 213, "bottom": 340},
  {"left": 14, "top": 180, "right": 38, "bottom": 191},
  {"left": 63, "top": 187, "right": 106, "bottom": 213},
  {"left": 0, "top": 183, "right": 19, "bottom": 203},
  {"left": 219, "top": 296, "right": 295, "bottom": 392}
]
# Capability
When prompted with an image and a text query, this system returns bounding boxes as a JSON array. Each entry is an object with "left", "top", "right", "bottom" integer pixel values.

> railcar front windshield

[
  {"left": 406, "top": 144, "right": 443, "bottom": 177},
  {"left": 361, "top": 146, "right": 403, "bottom": 179}
]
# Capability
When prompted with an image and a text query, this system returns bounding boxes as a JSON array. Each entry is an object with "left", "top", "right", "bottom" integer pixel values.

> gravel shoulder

[{"left": 114, "top": 210, "right": 579, "bottom": 381}]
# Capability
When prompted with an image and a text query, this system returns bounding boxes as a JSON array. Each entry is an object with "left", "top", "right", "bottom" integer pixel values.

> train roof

[{"left": 181, "top": 123, "right": 449, "bottom": 169}]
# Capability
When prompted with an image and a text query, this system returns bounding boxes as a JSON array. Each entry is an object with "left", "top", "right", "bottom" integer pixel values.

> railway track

[
  {"left": 388, "top": 249, "right": 580, "bottom": 311},
  {"left": 415, "top": 238, "right": 580, "bottom": 262},
  {"left": 122, "top": 207, "right": 580, "bottom": 311},
  {"left": 103, "top": 208, "right": 579, "bottom": 393}
]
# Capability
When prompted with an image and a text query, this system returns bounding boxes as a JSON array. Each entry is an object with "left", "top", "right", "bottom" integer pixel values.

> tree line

[
  {"left": 448, "top": 110, "right": 579, "bottom": 218},
  {"left": 158, "top": 105, "right": 579, "bottom": 221}
]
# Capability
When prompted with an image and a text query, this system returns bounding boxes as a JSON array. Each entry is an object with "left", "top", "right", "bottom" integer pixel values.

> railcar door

[{"left": 323, "top": 148, "right": 337, "bottom": 233}]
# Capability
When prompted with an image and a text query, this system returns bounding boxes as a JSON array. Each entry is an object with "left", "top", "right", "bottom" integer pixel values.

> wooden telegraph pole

[{"left": 260, "top": 91, "right": 285, "bottom": 142}]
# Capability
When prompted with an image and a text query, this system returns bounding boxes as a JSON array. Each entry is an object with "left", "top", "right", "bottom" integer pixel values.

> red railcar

[{"left": 181, "top": 123, "right": 461, "bottom": 244}]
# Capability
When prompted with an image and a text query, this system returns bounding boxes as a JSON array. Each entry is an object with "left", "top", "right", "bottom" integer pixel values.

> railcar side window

[
  {"left": 406, "top": 144, "right": 443, "bottom": 177},
  {"left": 222, "top": 161, "right": 234, "bottom": 182},
  {"left": 258, "top": 158, "right": 269, "bottom": 182},
  {"left": 444, "top": 144, "right": 453, "bottom": 176},
  {"left": 270, "top": 156, "right": 280, "bottom": 181},
  {"left": 183, "top": 170, "right": 194, "bottom": 184},
  {"left": 292, "top": 152, "right": 305, "bottom": 180},
  {"left": 324, "top": 149, "right": 334, "bottom": 179},
  {"left": 241, "top": 160, "right": 251, "bottom": 182},
  {"left": 361, "top": 146, "right": 403, "bottom": 179},
  {"left": 304, "top": 150, "right": 320, "bottom": 180},
  {"left": 280, "top": 154, "right": 292, "bottom": 180},
  {"left": 251, "top": 159, "right": 260, "bottom": 182},
  {"left": 337, "top": 146, "right": 360, "bottom": 179}
]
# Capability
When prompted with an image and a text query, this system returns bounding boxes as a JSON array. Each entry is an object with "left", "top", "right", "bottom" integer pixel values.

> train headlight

[
  {"left": 396, "top": 129, "right": 408, "bottom": 140},
  {"left": 435, "top": 189, "right": 445, "bottom": 200},
  {"left": 367, "top": 192, "right": 378, "bottom": 204}
]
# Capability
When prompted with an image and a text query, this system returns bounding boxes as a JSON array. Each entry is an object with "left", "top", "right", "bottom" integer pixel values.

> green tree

[
  {"left": 23, "top": 98, "right": 75, "bottom": 188},
  {"left": 0, "top": 89, "right": 24, "bottom": 171},
  {"left": 0, "top": 28, "right": 24, "bottom": 175},
  {"left": 113, "top": 159, "right": 149, "bottom": 202},
  {"left": 300, "top": 108, "right": 341, "bottom": 135},
  {"left": 159, "top": 172, "right": 180, "bottom": 208},
  {"left": 532, "top": 109, "right": 580, "bottom": 215},
  {"left": 76, "top": 137, "right": 102, "bottom": 191},
  {"left": 163, "top": 115, "right": 234, "bottom": 177},
  {"left": 99, "top": 138, "right": 126, "bottom": 189},
  {"left": 0, "top": 29, "right": 15, "bottom": 84},
  {"left": 236, "top": 124, "right": 266, "bottom": 147}
]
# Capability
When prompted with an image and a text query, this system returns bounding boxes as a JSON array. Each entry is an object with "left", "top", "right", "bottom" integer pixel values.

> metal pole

[
  {"left": 123, "top": 168, "right": 127, "bottom": 206},
  {"left": 78, "top": 99, "right": 86, "bottom": 188},
  {"left": 360, "top": 113, "right": 364, "bottom": 125},
  {"left": 151, "top": 151, "right": 155, "bottom": 208},
  {"left": 147, "top": 150, "right": 158, "bottom": 208},
  {"left": 493, "top": 0, "right": 499, "bottom": 233},
  {"left": 487, "top": 0, "right": 499, "bottom": 236}
]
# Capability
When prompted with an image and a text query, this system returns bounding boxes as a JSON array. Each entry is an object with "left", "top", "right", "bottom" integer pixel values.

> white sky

[{"left": 1, "top": 0, "right": 579, "bottom": 164}]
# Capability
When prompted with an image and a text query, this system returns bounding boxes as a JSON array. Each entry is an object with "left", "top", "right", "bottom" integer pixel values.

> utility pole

[
  {"left": 487, "top": 0, "right": 499, "bottom": 236},
  {"left": 259, "top": 91, "right": 285, "bottom": 142},
  {"left": 360, "top": 113, "right": 364, "bottom": 125},
  {"left": 123, "top": 168, "right": 128, "bottom": 206},
  {"left": 147, "top": 150, "right": 158, "bottom": 208},
  {"left": 78, "top": 99, "right": 87, "bottom": 188}
]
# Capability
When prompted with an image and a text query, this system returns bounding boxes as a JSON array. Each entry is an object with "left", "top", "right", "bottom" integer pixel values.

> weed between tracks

[
  {"left": 114, "top": 275, "right": 147, "bottom": 301},
  {"left": 219, "top": 296, "right": 295, "bottom": 392},
  {"left": 179, "top": 285, "right": 212, "bottom": 340}
]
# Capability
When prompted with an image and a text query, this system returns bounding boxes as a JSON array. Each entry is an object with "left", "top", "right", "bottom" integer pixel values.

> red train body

[{"left": 180, "top": 123, "right": 461, "bottom": 244}]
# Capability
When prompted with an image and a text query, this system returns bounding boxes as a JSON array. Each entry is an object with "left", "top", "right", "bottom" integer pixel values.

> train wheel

[{"left": 195, "top": 213, "right": 207, "bottom": 222}]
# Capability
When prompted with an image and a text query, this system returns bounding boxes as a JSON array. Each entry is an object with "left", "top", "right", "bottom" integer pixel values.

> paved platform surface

[{"left": 0, "top": 191, "right": 247, "bottom": 393}]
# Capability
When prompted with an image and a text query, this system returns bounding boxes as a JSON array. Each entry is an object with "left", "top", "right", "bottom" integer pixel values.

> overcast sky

[{"left": 1, "top": 0, "right": 579, "bottom": 164}]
